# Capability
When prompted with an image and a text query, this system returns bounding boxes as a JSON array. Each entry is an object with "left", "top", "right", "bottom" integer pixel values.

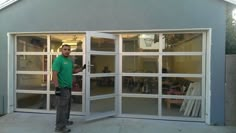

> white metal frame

[{"left": 7, "top": 28, "right": 211, "bottom": 123}]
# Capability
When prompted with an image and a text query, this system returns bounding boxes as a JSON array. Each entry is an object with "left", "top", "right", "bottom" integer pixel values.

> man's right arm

[{"left": 52, "top": 71, "right": 59, "bottom": 87}]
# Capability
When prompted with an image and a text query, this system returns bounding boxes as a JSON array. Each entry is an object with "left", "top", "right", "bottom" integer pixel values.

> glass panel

[
  {"left": 163, "top": 55, "right": 202, "bottom": 74},
  {"left": 71, "top": 95, "right": 82, "bottom": 112},
  {"left": 122, "top": 97, "right": 158, "bottom": 115},
  {"left": 91, "top": 55, "right": 115, "bottom": 73},
  {"left": 17, "top": 74, "right": 47, "bottom": 90},
  {"left": 122, "top": 33, "right": 160, "bottom": 52},
  {"left": 162, "top": 99, "right": 201, "bottom": 117},
  {"left": 72, "top": 75, "right": 83, "bottom": 92},
  {"left": 50, "top": 80, "right": 55, "bottom": 91},
  {"left": 90, "top": 77, "right": 114, "bottom": 96},
  {"left": 16, "top": 93, "right": 46, "bottom": 110},
  {"left": 122, "top": 76, "right": 158, "bottom": 94},
  {"left": 50, "top": 95, "right": 82, "bottom": 112},
  {"left": 50, "top": 34, "right": 85, "bottom": 52},
  {"left": 50, "top": 94, "right": 57, "bottom": 110},
  {"left": 70, "top": 55, "right": 83, "bottom": 68},
  {"left": 17, "top": 36, "right": 47, "bottom": 52},
  {"left": 17, "top": 55, "right": 47, "bottom": 71},
  {"left": 91, "top": 37, "right": 115, "bottom": 51},
  {"left": 122, "top": 56, "right": 159, "bottom": 73},
  {"left": 90, "top": 98, "right": 114, "bottom": 113},
  {"left": 162, "top": 77, "right": 201, "bottom": 96},
  {"left": 163, "top": 33, "right": 202, "bottom": 52}
]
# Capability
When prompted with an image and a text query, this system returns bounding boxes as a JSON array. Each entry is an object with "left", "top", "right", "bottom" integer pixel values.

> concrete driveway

[{"left": 0, "top": 113, "right": 236, "bottom": 133}]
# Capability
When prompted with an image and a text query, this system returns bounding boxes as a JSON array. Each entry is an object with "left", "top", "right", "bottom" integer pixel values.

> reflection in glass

[
  {"left": 17, "top": 55, "right": 47, "bottom": 71},
  {"left": 17, "top": 74, "right": 47, "bottom": 90},
  {"left": 163, "top": 33, "right": 202, "bottom": 52},
  {"left": 90, "top": 98, "right": 114, "bottom": 113},
  {"left": 50, "top": 34, "right": 85, "bottom": 52},
  {"left": 122, "top": 33, "right": 160, "bottom": 52},
  {"left": 162, "top": 77, "right": 201, "bottom": 95},
  {"left": 91, "top": 37, "right": 115, "bottom": 51},
  {"left": 17, "top": 36, "right": 47, "bottom": 52},
  {"left": 162, "top": 55, "right": 202, "bottom": 74},
  {"left": 90, "top": 77, "right": 114, "bottom": 96},
  {"left": 122, "top": 97, "right": 158, "bottom": 115},
  {"left": 90, "top": 55, "right": 115, "bottom": 73},
  {"left": 122, "top": 76, "right": 158, "bottom": 94},
  {"left": 16, "top": 93, "right": 46, "bottom": 109},
  {"left": 122, "top": 56, "right": 158, "bottom": 73},
  {"left": 162, "top": 99, "right": 201, "bottom": 117}
]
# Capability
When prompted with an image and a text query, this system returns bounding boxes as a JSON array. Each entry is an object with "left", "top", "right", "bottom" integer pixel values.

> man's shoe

[
  {"left": 66, "top": 120, "right": 74, "bottom": 126},
  {"left": 55, "top": 127, "right": 71, "bottom": 133}
]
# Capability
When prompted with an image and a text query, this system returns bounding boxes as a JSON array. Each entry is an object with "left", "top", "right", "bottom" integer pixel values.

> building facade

[{"left": 0, "top": 0, "right": 229, "bottom": 125}]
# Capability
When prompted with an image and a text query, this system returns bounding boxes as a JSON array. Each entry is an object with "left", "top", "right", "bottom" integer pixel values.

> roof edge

[
  {"left": 0, "top": 0, "right": 19, "bottom": 10},
  {"left": 224, "top": 0, "right": 236, "bottom": 5}
]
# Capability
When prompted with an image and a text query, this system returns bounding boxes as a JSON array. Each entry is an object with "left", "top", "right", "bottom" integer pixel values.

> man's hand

[{"left": 55, "top": 87, "right": 61, "bottom": 96}]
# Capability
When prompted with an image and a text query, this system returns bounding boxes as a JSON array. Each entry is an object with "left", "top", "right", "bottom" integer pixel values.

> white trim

[
  {"left": 0, "top": 0, "right": 19, "bottom": 10},
  {"left": 8, "top": 28, "right": 210, "bottom": 34},
  {"left": 224, "top": 0, "right": 236, "bottom": 5},
  {"left": 205, "top": 29, "right": 212, "bottom": 125}
]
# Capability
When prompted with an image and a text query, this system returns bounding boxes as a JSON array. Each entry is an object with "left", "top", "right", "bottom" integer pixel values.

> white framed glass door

[{"left": 85, "top": 32, "right": 118, "bottom": 121}]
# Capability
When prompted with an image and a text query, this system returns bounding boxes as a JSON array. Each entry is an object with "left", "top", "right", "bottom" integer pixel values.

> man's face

[{"left": 61, "top": 46, "right": 71, "bottom": 57}]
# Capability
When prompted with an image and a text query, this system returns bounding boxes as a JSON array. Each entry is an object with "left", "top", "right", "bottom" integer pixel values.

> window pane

[
  {"left": 50, "top": 34, "right": 85, "bottom": 52},
  {"left": 72, "top": 75, "right": 83, "bottom": 92},
  {"left": 90, "top": 98, "right": 115, "bottom": 113},
  {"left": 91, "top": 37, "right": 115, "bottom": 51},
  {"left": 50, "top": 95, "right": 57, "bottom": 110},
  {"left": 71, "top": 95, "right": 83, "bottom": 112},
  {"left": 70, "top": 55, "right": 83, "bottom": 68},
  {"left": 123, "top": 56, "right": 159, "bottom": 73},
  {"left": 163, "top": 33, "right": 202, "bottom": 52},
  {"left": 122, "top": 33, "right": 160, "bottom": 52},
  {"left": 163, "top": 55, "right": 202, "bottom": 74},
  {"left": 162, "top": 77, "right": 201, "bottom": 96},
  {"left": 122, "top": 76, "right": 158, "bottom": 94},
  {"left": 122, "top": 97, "right": 158, "bottom": 115},
  {"left": 16, "top": 93, "right": 46, "bottom": 110},
  {"left": 91, "top": 55, "right": 115, "bottom": 73},
  {"left": 17, "top": 55, "right": 47, "bottom": 71},
  {"left": 90, "top": 77, "right": 114, "bottom": 96},
  {"left": 17, "top": 36, "right": 47, "bottom": 52},
  {"left": 17, "top": 74, "right": 47, "bottom": 90},
  {"left": 162, "top": 99, "right": 201, "bottom": 117}
]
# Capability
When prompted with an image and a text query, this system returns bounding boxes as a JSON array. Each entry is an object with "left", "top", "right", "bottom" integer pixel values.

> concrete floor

[{"left": 0, "top": 113, "right": 236, "bottom": 133}]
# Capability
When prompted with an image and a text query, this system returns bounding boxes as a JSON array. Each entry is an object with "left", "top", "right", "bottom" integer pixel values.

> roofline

[
  {"left": 224, "top": 0, "right": 236, "bottom": 5},
  {"left": 0, "top": 0, "right": 19, "bottom": 10}
]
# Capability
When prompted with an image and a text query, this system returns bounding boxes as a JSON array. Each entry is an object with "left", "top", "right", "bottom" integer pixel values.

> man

[{"left": 52, "top": 44, "right": 86, "bottom": 133}]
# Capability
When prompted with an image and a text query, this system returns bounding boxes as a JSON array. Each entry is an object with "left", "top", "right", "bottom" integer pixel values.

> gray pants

[{"left": 56, "top": 89, "right": 71, "bottom": 129}]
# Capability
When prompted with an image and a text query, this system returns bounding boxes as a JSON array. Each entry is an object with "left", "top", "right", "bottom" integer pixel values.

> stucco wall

[
  {"left": 0, "top": 0, "right": 226, "bottom": 125},
  {"left": 225, "top": 55, "right": 236, "bottom": 126}
]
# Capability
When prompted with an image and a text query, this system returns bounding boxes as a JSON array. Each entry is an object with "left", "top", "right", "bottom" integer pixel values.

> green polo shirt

[{"left": 52, "top": 55, "right": 73, "bottom": 89}]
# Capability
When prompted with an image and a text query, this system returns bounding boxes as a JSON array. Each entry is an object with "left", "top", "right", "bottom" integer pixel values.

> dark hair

[{"left": 62, "top": 44, "right": 71, "bottom": 48}]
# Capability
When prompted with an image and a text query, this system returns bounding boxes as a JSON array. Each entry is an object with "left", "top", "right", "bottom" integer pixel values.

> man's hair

[{"left": 62, "top": 44, "right": 71, "bottom": 48}]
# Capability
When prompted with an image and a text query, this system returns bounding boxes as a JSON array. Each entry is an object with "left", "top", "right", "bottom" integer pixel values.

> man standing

[{"left": 52, "top": 44, "right": 86, "bottom": 133}]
